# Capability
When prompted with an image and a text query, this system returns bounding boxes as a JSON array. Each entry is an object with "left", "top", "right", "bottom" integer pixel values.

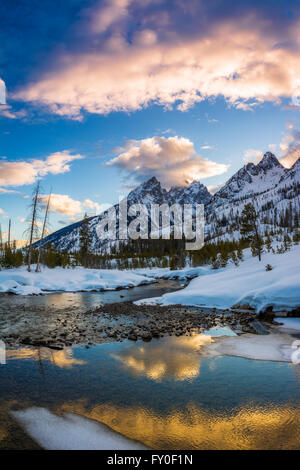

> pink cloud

[
  {"left": 107, "top": 135, "right": 229, "bottom": 187},
  {"left": 12, "top": 14, "right": 300, "bottom": 119}
]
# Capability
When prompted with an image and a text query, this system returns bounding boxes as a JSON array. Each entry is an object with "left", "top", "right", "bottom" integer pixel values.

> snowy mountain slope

[
  {"left": 38, "top": 153, "right": 300, "bottom": 252},
  {"left": 205, "top": 153, "right": 300, "bottom": 240},
  {"left": 135, "top": 244, "right": 300, "bottom": 313}
]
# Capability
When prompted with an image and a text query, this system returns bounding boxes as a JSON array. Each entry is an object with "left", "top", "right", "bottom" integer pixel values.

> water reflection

[
  {"left": 58, "top": 400, "right": 300, "bottom": 450},
  {"left": 6, "top": 348, "right": 86, "bottom": 369},
  {"left": 1, "top": 333, "right": 300, "bottom": 450},
  {"left": 111, "top": 335, "right": 212, "bottom": 382}
]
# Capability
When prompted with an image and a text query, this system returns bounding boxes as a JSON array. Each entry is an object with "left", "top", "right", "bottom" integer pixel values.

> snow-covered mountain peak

[
  {"left": 257, "top": 152, "right": 282, "bottom": 171},
  {"left": 127, "top": 176, "right": 167, "bottom": 206},
  {"left": 36, "top": 152, "right": 300, "bottom": 253}
]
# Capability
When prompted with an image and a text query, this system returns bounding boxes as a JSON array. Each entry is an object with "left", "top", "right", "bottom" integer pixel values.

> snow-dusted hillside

[
  {"left": 38, "top": 153, "right": 300, "bottom": 252},
  {"left": 135, "top": 244, "right": 300, "bottom": 313}
]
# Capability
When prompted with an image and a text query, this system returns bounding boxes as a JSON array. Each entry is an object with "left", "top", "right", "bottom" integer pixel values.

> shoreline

[{"left": 0, "top": 298, "right": 283, "bottom": 351}]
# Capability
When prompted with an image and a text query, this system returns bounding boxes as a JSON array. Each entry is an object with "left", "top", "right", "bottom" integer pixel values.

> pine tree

[
  {"left": 265, "top": 235, "right": 272, "bottom": 252},
  {"left": 237, "top": 245, "right": 244, "bottom": 261},
  {"left": 240, "top": 203, "right": 263, "bottom": 261},
  {"left": 231, "top": 251, "right": 239, "bottom": 266},
  {"left": 219, "top": 251, "right": 229, "bottom": 267},
  {"left": 79, "top": 214, "right": 92, "bottom": 267}
]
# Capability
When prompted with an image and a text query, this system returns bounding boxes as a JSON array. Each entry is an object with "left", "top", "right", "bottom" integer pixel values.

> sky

[{"left": 1, "top": 0, "right": 300, "bottom": 245}]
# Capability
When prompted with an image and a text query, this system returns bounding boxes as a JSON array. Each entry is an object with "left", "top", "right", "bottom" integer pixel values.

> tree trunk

[
  {"left": 27, "top": 183, "right": 40, "bottom": 272},
  {"left": 36, "top": 192, "right": 51, "bottom": 272}
]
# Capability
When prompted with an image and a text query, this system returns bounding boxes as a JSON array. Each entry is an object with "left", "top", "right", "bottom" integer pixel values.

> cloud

[
  {"left": 82, "top": 199, "right": 101, "bottom": 213},
  {"left": 89, "top": 0, "right": 132, "bottom": 34},
  {"left": 0, "top": 151, "right": 84, "bottom": 187},
  {"left": 207, "top": 183, "right": 224, "bottom": 195},
  {"left": 243, "top": 149, "right": 263, "bottom": 164},
  {"left": 0, "top": 188, "right": 19, "bottom": 194},
  {"left": 279, "top": 123, "right": 300, "bottom": 168},
  {"left": 82, "top": 199, "right": 111, "bottom": 215},
  {"left": 107, "top": 135, "right": 229, "bottom": 187},
  {"left": 40, "top": 194, "right": 104, "bottom": 218},
  {"left": 0, "top": 104, "right": 27, "bottom": 119},
  {"left": 0, "top": 208, "right": 4, "bottom": 214},
  {"left": 40, "top": 194, "right": 82, "bottom": 218},
  {"left": 12, "top": 5, "right": 300, "bottom": 119}
]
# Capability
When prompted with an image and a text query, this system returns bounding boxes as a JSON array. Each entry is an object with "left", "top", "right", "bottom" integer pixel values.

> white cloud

[
  {"left": 0, "top": 188, "right": 19, "bottom": 194},
  {"left": 107, "top": 135, "right": 229, "bottom": 187},
  {"left": 0, "top": 151, "right": 84, "bottom": 187},
  {"left": 82, "top": 199, "right": 101, "bottom": 212},
  {"left": 40, "top": 194, "right": 104, "bottom": 219},
  {"left": 243, "top": 149, "right": 263, "bottom": 164},
  {"left": 207, "top": 183, "right": 224, "bottom": 195},
  {"left": 279, "top": 123, "right": 300, "bottom": 168},
  {"left": 200, "top": 145, "right": 213, "bottom": 150},
  {"left": 40, "top": 194, "right": 83, "bottom": 218},
  {"left": 13, "top": 17, "right": 300, "bottom": 119}
]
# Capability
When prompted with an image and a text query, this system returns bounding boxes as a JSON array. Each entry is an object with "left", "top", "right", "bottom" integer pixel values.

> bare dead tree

[
  {"left": 26, "top": 182, "right": 41, "bottom": 272},
  {"left": 36, "top": 191, "right": 51, "bottom": 272},
  {"left": 0, "top": 224, "right": 3, "bottom": 253},
  {"left": 7, "top": 219, "right": 11, "bottom": 248}
]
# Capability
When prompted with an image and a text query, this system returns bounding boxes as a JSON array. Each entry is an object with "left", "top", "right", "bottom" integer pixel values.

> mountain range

[{"left": 39, "top": 152, "right": 300, "bottom": 252}]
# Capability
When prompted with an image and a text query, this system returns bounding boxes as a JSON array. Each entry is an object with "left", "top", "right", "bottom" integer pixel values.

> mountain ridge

[{"left": 38, "top": 152, "right": 300, "bottom": 252}]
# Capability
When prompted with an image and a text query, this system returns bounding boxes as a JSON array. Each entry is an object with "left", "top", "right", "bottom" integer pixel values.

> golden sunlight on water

[
  {"left": 59, "top": 401, "right": 300, "bottom": 450},
  {"left": 6, "top": 348, "right": 86, "bottom": 369},
  {"left": 111, "top": 334, "right": 212, "bottom": 381}
]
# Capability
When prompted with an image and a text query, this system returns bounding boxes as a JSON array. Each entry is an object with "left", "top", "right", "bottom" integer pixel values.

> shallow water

[
  {"left": 1, "top": 332, "right": 300, "bottom": 450},
  {"left": 0, "top": 278, "right": 181, "bottom": 311}
]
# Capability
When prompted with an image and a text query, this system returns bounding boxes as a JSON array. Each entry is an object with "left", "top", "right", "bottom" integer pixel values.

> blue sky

[{"left": 0, "top": 0, "right": 300, "bottom": 244}]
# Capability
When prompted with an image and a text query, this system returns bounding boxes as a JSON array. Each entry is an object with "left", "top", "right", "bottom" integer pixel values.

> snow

[
  {"left": 131, "top": 265, "right": 209, "bottom": 280},
  {"left": 135, "top": 245, "right": 300, "bottom": 313},
  {"left": 0, "top": 266, "right": 154, "bottom": 295},
  {"left": 205, "top": 332, "right": 298, "bottom": 363},
  {"left": 11, "top": 407, "right": 146, "bottom": 450}
]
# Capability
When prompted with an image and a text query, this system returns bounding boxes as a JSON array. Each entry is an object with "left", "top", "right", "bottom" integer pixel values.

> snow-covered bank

[
  {"left": 11, "top": 408, "right": 146, "bottom": 450},
  {"left": 204, "top": 332, "right": 299, "bottom": 363},
  {"left": 0, "top": 266, "right": 154, "bottom": 295},
  {"left": 135, "top": 246, "right": 300, "bottom": 313},
  {"left": 131, "top": 265, "right": 209, "bottom": 281}
]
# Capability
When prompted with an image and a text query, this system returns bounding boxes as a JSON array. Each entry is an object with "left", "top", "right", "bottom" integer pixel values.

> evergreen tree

[
  {"left": 240, "top": 203, "right": 263, "bottom": 261},
  {"left": 79, "top": 214, "right": 92, "bottom": 267}
]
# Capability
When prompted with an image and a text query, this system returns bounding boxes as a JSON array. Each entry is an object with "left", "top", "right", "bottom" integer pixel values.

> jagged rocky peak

[
  {"left": 257, "top": 152, "right": 281, "bottom": 171},
  {"left": 127, "top": 176, "right": 167, "bottom": 205},
  {"left": 165, "top": 180, "right": 211, "bottom": 205}
]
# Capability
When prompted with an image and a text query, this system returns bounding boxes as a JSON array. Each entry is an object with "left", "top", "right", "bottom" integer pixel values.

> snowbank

[
  {"left": 205, "top": 332, "right": 298, "bottom": 363},
  {"left": 131, "top": 265, "right": 209, "bottom": 280},
  {"left": 135, "top": 246, "right": 300, "bottom": 313},
  {"left": 0, "top": 266, "right": 154, "bottom": 295},
  {"left": 11, "top": 407, "right": 146, "bottom": 450}
]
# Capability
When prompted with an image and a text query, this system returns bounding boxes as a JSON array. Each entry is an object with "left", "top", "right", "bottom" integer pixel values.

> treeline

[{"left": 2, "top": 201, "right": 300, "bottom": 271}]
